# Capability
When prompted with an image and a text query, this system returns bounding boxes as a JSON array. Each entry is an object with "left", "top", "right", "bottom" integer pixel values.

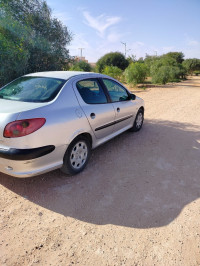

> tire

[
  {"left": 60, "top": 136, "right": 91, "bottom": 175},
  {"left": 129, "top": 109, "right": 144, "bottom": 132}
]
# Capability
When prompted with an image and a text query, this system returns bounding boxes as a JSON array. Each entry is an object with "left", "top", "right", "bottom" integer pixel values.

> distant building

[
  {"left": 90, "top": 62, "right": 96, "bottom": 68},
  {"left": 69, "top": 56, "right": 96, "bottom": 68},
  {"left": 74, "top": 56, "right": 88, "bottom": 63}
]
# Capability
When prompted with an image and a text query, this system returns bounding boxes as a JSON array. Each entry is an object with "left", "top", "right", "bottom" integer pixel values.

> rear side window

[
  {"left": 76, "top": 79, "right": 108, "bottom": 104},
  {"left": 0, "top": 76, "right": 66, "bottom": 103},
  {"left": 102, "top": 79, "right": 129, "bottom": 102}
]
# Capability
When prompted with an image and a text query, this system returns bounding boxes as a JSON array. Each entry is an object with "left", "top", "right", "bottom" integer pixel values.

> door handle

[
  {"left": 90, "top": 113, "right": 96, "bottom": 119},
  {"left": 117, "top": 107, "right": 120, "bottom": 112}
]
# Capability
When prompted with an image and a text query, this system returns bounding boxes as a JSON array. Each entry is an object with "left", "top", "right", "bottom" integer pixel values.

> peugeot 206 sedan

[{"left": 0, "top": 71, "right": 144, "bottom": 178}]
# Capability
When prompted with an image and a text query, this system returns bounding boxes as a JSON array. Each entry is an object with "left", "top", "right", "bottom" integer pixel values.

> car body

[{"left": 0, "top": 71, "right": 144, "bottom": 178}]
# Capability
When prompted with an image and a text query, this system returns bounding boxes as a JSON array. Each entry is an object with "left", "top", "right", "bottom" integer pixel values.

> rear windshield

[{"left": 0, "top": 76, "right": 66, "bottom": 103}]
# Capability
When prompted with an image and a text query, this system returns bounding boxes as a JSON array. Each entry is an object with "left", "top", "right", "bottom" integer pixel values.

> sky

[{"left": 46, "top": 0, "right": 200, "bottom": 62}]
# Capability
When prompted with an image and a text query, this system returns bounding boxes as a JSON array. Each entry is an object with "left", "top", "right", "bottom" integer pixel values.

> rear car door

[
  {"left": 73, "top": 78, "right": 116, "bottom": 139},
  {"left": 101, "top": 78, "right": 138, "bottom": 132}
]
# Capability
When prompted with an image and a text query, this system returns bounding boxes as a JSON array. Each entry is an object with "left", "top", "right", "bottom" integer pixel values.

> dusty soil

[{"left": 1, "top": 76, "right": 200, "bottom": 266}]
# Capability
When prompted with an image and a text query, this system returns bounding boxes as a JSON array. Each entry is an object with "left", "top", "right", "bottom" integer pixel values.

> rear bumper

[
  {"left": 0, "top": 145, "right": 67, "bottom": 178},
  {"left": 0, "top": 145, "right": 55, "bottom": 160}
]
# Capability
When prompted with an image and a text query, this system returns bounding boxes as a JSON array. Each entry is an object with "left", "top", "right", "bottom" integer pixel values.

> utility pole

[
  {"left": 121, "top": 42, "right": 130, "bottom": 58},
  {"left": 78, "top": 48, "right": 84, "bottom": 60},
  {"left": 121, "top": 42, "right": 127, "bottom": 57}
]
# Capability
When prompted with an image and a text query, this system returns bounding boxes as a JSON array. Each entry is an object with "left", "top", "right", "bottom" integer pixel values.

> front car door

[
  {"left": 73, "top": 78, "right": 116, "bottom": 139},
  {"left": 101, "top": 78, "right": 138, "bottom": 132}
]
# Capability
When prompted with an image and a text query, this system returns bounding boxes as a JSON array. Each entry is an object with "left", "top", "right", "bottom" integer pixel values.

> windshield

[{"left": 0, "top": 76, "right": 66, "bottom": 103}]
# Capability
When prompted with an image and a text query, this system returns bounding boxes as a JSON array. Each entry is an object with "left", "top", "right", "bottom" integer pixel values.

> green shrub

[
  {"left": 163, "top": 52, "right": 184, "bottom": 64},
  {"left": 102, "top": 66, "right": 122, "bottom": 80},
  {"left": 151, "top": 66, "right": 171, "bottom": 84},
  {"left": 151, "top": 65, "right": 185, "bottom": 84},
  {"left": 194, "top": 70, "right": 200, "bottom": 76},
  {"left": 69, "top": 65, "right": 83, "bottom": 71},
  {"left": 182, "top": 58, "right": 200, "bottom": 75},
  {"left": 69, "top": 61, "right": 92, "bottom": 72},
  {"left": 124, "top": 62, "right": 148, "bottom": 85},
  {"left": 96, "top": 52, "right": 129, "bottom": 73},
  {"left": 150, "top": 56, "right": 187, "bottom": 84}
]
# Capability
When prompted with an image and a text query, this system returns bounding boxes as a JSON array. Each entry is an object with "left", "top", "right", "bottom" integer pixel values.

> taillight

[{"left": 4, "top": 118, "right": 46, "bottom": 138}]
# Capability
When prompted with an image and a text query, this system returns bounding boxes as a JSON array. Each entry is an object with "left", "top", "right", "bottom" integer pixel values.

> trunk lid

[
  {"left": 0, "top": 98, "right": 49, "bottom": 114},
  {"left": 0, "top": 99, "right": 49, "bottom": 142}
]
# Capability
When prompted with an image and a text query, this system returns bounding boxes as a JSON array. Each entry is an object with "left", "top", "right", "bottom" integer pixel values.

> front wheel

[
  {"left": 130, "top": 109, "right": 144, "bottom": 132},
  {"left": 60, "top": 136, "right": 91, "bottom": 175}
]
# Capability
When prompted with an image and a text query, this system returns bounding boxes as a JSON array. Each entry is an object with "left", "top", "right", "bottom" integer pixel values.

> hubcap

[
  {"left": 70, "top": 141, "right": 88, "bottom": 169},
  {"left": 136, "top": 112, "right": 143, "bottom": 128}
]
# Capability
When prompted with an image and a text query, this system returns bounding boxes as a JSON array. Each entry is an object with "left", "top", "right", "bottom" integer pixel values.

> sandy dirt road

[{"left": 0, "top": 76, "right": 200, "bottom": 266}]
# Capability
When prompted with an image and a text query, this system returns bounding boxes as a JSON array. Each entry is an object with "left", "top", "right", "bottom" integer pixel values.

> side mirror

[{"left": 130, "top": 93, "right": 136, "bottom": 100}]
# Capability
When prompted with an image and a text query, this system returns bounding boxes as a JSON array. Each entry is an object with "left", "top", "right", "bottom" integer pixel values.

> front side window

[
  {"left": 76, "top": 79, "right": 107, "bottom": 104},
  {"left": 102, "top": 79, "right": 129, "bottom": 102},
  {"left": 0, "top": 77, "right": 66, "bottom": 103}
]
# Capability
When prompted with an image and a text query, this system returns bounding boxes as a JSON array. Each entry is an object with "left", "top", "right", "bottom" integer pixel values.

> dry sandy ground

[{"left": 0, "top": 76, "right": 200, "bottom": 266}]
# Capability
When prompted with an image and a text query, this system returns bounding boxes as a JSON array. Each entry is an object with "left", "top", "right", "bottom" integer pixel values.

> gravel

[{"left": 1, "top": 76, "right": 200, "bottom": 265}]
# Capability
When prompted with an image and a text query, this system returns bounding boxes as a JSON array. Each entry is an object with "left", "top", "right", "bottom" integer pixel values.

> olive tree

[
  {"left": 150, "top": 54, "right": 186, "bottom": 84},
  {"left": 124, "top": 62, "right": 148, "bottom": 85},
  {"left": 182, "top": 58, "right": 200, "bottom": 75},
  {"left": 69, "top": 61, "right": 92, "bottom": 72},
  {"left": 163, "top": 52, "right": 184, "bottom": 64},
  {"left": 102, "top": 66, "right": 123, "bottom": 80},
  {"left": 0, "top": 0, "right": 72, "bottom": 85},
  {"left": 96, "top": 52, "right": 129, "bottom": 73}
]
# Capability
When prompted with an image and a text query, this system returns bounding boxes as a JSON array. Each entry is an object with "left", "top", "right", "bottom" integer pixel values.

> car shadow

[{"left": 0, "top": 119, "right": 200, "bottom": 229}]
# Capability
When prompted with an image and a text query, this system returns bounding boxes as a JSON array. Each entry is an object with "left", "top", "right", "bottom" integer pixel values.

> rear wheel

[
  {"left": 130, "top": 109, "right": 144, "bottom": 132},
  {"left": 60, "top": 136, "right": 91, "bottom": 175}
]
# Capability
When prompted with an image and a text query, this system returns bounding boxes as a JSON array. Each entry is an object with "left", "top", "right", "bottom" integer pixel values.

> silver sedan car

[{"left": 0, "top": 71, "right": 144, "bottom": 178}]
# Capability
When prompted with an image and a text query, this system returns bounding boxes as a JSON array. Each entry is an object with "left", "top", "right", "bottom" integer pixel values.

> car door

[
  {"left": 101, "top": 78, "right": 138, "bottom": 132},
  {"left": 73, "top": 78, "right": 116, "bottom": 139}
]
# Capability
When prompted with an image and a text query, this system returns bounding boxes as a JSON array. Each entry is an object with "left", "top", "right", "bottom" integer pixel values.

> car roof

[{"left": 25, "top": 71, "right": 105, "bottom": 80}]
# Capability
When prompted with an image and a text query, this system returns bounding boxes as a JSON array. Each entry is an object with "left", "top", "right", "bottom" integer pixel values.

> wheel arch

[
  {"left": 139, "top": 106, "right": 144, "bottom": 113},
  {"left": 71, "top": 132, "right": 93, "bottom": 148}
]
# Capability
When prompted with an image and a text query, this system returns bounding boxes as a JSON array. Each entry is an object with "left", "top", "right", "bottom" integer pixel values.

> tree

[
  {"left": 150, "top": 53, "right": 187, "bottom": 84},
  {"left": 69, "top": 61, "right": 92, "bottom": 72},
  {"left": 127, "top": 54, "right": 137, "bottom": 64},
  {"left": 124, "top": 62, "right": 148, "bottom": 85},
  {"left": 102, "top": 66, "right": 122, "bottom": 80},
  {"left": 0, "top": 0, "right": 72, "bottom": 85},
  {"left": 0, "top": 12, "right": 30, "bottom": 85},
  {"left": 137, "top": 57, "right": 145, "bottom": 63},
  {"left": 144, "top": 54, "right": 160, "bottom": 76},
  {"left": 163, "top": 52, "right": 184, "bottom": 64},
  {"left": 151, "top": 66, "right": 173, "bottom": 84},
  {"left": 96, "top": 52, "right": 128, "bottom": 73},
  {"left": 182, "top": 58, "right": 200, "bottom": 75}
]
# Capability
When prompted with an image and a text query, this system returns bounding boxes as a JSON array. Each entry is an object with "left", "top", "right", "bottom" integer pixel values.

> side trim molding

[
  {"left": 95, "top": 115, "right": 133, "bottom": 131},
  {"left": 0, "top": 145, "right": 55, "bottom": 161}
]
